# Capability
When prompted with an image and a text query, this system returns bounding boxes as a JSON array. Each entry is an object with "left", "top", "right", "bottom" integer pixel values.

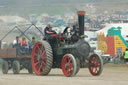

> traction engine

[{"left": 31, "top": 11, "right": 103, "bottom": 77}]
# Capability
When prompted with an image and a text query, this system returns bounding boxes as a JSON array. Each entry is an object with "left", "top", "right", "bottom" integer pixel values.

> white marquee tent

[{"left": 96, "top": 23, "right": 128, "bottom": 37}]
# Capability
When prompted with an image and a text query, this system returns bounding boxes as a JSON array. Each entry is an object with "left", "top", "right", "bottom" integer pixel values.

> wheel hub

[{"left": 94, "top": 61, "right": 99, "bottom": 67}]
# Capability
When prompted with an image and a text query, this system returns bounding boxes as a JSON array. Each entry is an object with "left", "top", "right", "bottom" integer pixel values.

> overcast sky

[{"left": 0, "top": 0, "right": 127, "bottom": 15}]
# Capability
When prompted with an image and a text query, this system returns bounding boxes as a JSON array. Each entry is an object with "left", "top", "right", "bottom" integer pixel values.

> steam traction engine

[{"left": 31, "top": 11, "right": 103, "bottom": 77}]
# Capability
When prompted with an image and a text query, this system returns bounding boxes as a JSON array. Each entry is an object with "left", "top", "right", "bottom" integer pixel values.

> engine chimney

[{"left": 77, "top": 11, "right": 85, "bottom": 36}]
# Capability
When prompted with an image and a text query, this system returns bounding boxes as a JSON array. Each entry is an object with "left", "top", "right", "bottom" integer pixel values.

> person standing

[
  {"left": 13, "top": 36, "right": 21, "bottom": 47},
  {"left": 21, "top": 37, "right": 28, "bottom": 54},
  {"left": 28, "top": 37, "right": 36, "bottom": 54},
  {"left": 124, "top": 48, "right": 128, "bottom": 65},
  {"left": 29, "top": 37, "right": 36, "bottom": 49},
  {"left": 21, "top": 37, "right": 28, "bottom": 46},
  {"left": 13, "top": 36, "right": 21, "bottom": 55}
]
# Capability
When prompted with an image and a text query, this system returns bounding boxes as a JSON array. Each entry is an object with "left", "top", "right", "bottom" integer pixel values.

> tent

[{"left": 96, "top": 23, "right": 128, "bottom": 37}]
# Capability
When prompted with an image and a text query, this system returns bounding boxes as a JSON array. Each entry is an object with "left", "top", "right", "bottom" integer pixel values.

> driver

[
  {"left": 44, "top": 24, "right": 56, "bottom": 36},
  {"left": 44, "top": 24, "right": 57, "bottom": 46},
  {"left": 44, "top": 24, "right": 57, "bottom": 62}
]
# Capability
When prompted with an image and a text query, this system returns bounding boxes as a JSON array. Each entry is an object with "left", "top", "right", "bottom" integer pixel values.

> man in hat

[
  {"left": 44, "top": 24, "right": 57, "bottom": 64},
  {"left": 44, "top": 24, "right": 56, "bottom": 36}
]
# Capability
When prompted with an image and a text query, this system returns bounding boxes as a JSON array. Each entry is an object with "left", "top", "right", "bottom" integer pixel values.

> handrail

[{"left": 0, "top": 24, "right": 44, "bottom": 41}]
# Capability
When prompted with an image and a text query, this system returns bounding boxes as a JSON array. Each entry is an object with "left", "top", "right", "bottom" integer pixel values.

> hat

[{"left": 117, "top": 26, "right": 122, "bottom": 30}]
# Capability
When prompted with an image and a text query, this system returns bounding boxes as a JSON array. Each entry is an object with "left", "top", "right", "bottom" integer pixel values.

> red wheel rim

[
  {"left": 88, "top": 55, "right": 101, "bottom": 75},
  {"left": 61, "top": 56, "right": 73, "bottom": 77},
  {"left": 31, "top": 42, "right": 46, "bottom": 75}
]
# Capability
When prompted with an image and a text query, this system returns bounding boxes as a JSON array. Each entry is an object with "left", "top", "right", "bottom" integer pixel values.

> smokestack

[{"left": 77, "top": 11, "right": 85, "bottom": 36}]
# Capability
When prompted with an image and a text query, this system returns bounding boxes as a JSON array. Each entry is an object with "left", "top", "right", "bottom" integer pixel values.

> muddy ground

[{"left": 0, "top": 64, "right": 128, "bottom": 85}]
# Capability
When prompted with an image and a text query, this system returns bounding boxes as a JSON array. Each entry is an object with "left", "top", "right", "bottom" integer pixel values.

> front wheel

[
  {"left": 12, "top": 60, "right": 20, "bottom": 74},
  {"left": 61, "top": 54, "right": 77, "bottom": 77},
  {"left": 2, "top": 60, "right": 9, "bottom": 74},
  {"left": 88, "top": 54, "right": 103, "bottom": 76},
  {"left": 28, "top": 63, "right": 33, "bottom": 74}
]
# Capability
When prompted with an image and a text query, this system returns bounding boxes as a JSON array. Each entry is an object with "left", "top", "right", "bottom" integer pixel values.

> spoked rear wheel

[
  {"left": 61, "top": 54, "right": 77, "bottom": 77},
  {"left": 88, "top": 54, "right": 103, "bottom": 76},
  {"left": 31, "top": 41, "right": 53, "bottom": 75}
]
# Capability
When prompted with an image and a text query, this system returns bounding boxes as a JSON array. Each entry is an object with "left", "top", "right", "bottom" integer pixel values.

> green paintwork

[
  {"left": 107, "top": 27, "right": 121, "bottom": 36},
  {"left": 107, "top": 27, "right": 128, "bottom": 47}
]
